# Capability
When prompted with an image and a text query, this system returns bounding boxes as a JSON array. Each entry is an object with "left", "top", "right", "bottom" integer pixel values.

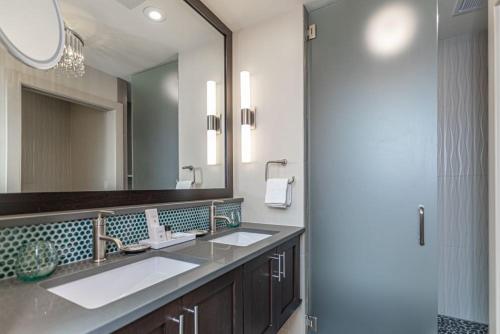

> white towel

[
  {"left": 265, "top": 178, "right": 292, "bottom": 208},
  {"left": 176, "top": 180, "right": 192, "bottom": 189}
]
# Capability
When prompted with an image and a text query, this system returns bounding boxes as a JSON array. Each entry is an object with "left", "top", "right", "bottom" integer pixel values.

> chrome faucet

[
  {"left": 92, "top": 210, "right": 124, "bottom": 263},
  {"left": 209, "top": 200, "right": 232, "bottom": 234}
]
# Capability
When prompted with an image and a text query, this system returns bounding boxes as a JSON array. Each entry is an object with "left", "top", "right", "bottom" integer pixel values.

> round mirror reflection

[{"left": 0, "top": 0, "right": 65, "bottom": 69}]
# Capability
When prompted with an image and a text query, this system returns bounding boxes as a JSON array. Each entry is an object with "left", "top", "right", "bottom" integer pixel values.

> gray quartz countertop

[{"left": 0, "top": 223, "right": 304, "bottom": 334}]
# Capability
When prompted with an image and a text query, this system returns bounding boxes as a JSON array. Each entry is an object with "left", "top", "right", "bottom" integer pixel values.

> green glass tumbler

[
  {"left": 15, "top": 241, "right": 58, "bottom": 282},
  {"left": 228, "top": 210, "right": 242, "bottom": 228}
]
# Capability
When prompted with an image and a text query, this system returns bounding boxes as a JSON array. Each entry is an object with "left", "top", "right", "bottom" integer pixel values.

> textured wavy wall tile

[{"left": 437, "top": 31, "right": 488, "bottom": 324}]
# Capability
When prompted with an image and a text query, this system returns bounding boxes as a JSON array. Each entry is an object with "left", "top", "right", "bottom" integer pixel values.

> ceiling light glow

[{"left": 143, "top": 7, "right": 165, "bottom": 22}]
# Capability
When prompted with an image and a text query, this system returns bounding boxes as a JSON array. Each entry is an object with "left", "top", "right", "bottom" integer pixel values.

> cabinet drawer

[{"left": 114, "top": 299, "right": 182, "bottom": 334}]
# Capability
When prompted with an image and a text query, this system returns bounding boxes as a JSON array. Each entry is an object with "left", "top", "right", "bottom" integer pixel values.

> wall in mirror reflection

[{"left": 0, "top": 0, "right": 226, "bottom": 193}]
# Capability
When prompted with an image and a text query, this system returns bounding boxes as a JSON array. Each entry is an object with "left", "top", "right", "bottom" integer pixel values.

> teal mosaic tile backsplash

[{"left": 0, "top": 202, "right": 241, "bottom": 280}]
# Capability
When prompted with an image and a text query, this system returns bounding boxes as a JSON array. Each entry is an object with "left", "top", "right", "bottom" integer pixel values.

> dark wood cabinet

[
  {"left": 115, "top": 269, "right": 243, "bottom": 334},
  {"left": 183, "top": 268, "right": 243, "bottom": 334},
  {"left": 276, "top": 237, "right": 301, "bottom": 328},
  {"left": 243, "top": 249, "right": 280, "bottom": 334},
  {"left": 115, "top": 236, "right": 301, "bottom": 334},
  {"left": 243, "top": 236, "right": 301, "bottom": 334},
  {"left": 115, "top": 298, "right": 183, "bottom": 334}
]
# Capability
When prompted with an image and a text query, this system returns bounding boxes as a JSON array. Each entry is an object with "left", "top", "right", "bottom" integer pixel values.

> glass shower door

[{"left": 308, "top": 0, "right": 438, "bottom": 333}]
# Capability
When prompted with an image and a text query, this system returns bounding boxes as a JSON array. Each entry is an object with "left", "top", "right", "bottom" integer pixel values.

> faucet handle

[
  {"left": 94, "top": 210, "right": 116, "bottom": 225},
  {"left": 98, "top": 210, "right": 116, "bottom": 216}
]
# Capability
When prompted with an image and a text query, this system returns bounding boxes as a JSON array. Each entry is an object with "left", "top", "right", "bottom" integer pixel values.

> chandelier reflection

[{"left": 55, "top": 27, "right": 85, "bottom": 77}]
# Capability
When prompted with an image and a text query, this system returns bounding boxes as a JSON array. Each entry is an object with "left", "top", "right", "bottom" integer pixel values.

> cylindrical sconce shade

[
  {"left": 240, "top": 71, "right": 251, "bottom": 109},
  {"left": 240, "top": 71, "right": 253, "bottom": 163}
]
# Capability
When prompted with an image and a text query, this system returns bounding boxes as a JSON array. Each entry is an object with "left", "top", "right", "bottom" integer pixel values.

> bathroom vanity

[
  {"left": 0, "top": 224, "right": 303, "bottom": 334},
  {"left": 116, "top": 236, "right": 300, "bottom": 334}
]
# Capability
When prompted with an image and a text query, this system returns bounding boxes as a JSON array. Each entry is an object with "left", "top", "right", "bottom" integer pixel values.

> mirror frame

[{"left": 0, "top": 0, "right": 233, "bottom": 216}]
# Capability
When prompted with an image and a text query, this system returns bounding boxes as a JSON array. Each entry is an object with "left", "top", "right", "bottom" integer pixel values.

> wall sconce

[
  {"left": 240, "top": 71, "right": 255, "bottom": 163},
  {"left": 207, "top": 80, "right": 220, "bottom": 165}
]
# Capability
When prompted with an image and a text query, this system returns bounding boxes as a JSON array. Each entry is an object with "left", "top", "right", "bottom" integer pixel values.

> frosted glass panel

[{"left": 308, "top": 0, "right": 438, "bottom": 333}]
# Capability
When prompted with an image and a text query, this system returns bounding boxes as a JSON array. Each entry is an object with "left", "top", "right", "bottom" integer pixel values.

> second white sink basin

[
  {"left": 47, "top": 256, "right": 199, "bottom": 309},
  {"left": 209, "top": 231, "right": 272, "bottom": 247}
]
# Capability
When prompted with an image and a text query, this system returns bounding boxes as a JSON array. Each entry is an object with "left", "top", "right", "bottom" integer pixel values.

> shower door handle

[{"left": 418, "top": 206, "right": 425, "bottom": 246}]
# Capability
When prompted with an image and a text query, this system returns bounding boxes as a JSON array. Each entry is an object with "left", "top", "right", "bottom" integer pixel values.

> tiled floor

[{"left": 438, "top": 315, "right": 488, "bottom": 334}]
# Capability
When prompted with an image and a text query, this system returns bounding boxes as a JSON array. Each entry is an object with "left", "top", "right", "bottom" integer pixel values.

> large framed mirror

[{"left": 0, "top": 0, "right": 232, "bottom": 216}]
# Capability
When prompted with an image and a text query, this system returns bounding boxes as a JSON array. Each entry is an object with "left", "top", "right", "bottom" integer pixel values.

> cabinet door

[
  {"left": 182, "top": 268, "right": 243, "bottom": 334},
  {"left": 114, "top": 299, "right": 183, "bottom": 334},
  {"left": 276, "top": 237, "right": 301, "bottom": 328},
  {"left": 243, "top": 249, "right": 281, "bottom": 334}
]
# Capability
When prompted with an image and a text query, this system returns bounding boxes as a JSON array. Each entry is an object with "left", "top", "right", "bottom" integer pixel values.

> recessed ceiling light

[{"left": 143, "top": 7, "right": 165, "bottom": 22}]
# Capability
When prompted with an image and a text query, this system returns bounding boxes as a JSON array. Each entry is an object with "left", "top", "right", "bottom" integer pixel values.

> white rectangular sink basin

[
  {"left": 209, "top": 231, "right": 272, "bottom": 247},
  {"left": 47, "top": 257, "right": 199, "bottom": 309}
]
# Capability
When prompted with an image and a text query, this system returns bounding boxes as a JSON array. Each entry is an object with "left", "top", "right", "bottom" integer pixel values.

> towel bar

[{"left": 265, "top": 160, "right": 295, "bottom": 184}]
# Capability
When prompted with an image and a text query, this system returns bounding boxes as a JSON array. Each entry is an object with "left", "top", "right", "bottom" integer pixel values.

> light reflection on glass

[{"left": 365, "top": 3, "right": 417, "bottom": 57}]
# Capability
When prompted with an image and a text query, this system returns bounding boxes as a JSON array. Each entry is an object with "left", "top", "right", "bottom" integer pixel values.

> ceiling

[
  {"left": 60, "top": 0, "right": 223, "bottom": 79},
  {"left": 439, "top": 0, "right": 487, "bottom": 39},
  {"left": 201, "top": 0, "right": 487, "bottom": 38},
  {"left": 57, "top": 0, "right": 486, "bottom": 79},
  {"left": 199, "top": 0, "right": 336, "bottom": 31}
]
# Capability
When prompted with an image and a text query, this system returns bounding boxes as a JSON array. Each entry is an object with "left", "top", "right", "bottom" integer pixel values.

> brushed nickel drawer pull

[
  {"left": 281, "top": 252, "right": 286, "bottom": 279},
  {"left": 270, "top": 254, "right": 282, "bottom": 282},
  {"left": 184, "top": 306, "right": 198, "bottom": 334},
  {"left": 169, "top": 314, "right": 184, "bottom": 334}
]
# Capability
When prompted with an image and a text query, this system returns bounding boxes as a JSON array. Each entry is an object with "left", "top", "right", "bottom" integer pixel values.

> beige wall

[
  {"left": 70, "top": 104, "right": 123, "bottom": 191},
  {"left": 233, "top": 5, "right": 306, "bottom": 333},
  {"left": 20, "top": 89, "right": 122, "bottom": 192},
  {"left": 0, "top": 45, "right": 123, "bottom": 192},
  {"left": 21, "top": 90, "right": 72, "bottom": 192}
]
